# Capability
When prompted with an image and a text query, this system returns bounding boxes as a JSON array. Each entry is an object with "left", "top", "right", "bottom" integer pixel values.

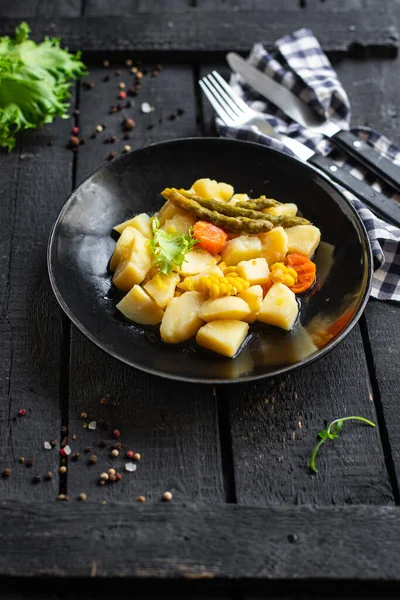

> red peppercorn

[
  {"left": 126, "top": 450, "right": 134, "bottom": 459},
  {"left": 18, "top": 409, "right": 26, "bottom": 417},
  {"left": 118, "top": 91, "right": 127, "bottom": 100},
  {"left": 113, "top": 429, "right": 121, "bottom": 439},
  {"left": 72, "top": 126, "right": 79, "bottom": 135},
  {"left": 116, "top": 472, "right": 122, "bottom": 481}
]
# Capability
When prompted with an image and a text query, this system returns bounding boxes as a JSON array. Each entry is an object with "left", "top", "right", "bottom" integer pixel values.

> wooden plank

[
  {"left": 0, "top": 0, "right": 82, "bottom": 18},
  {"left": 198, "top": 64, "right": 394, "bottom": 506},
  {"left": 2, "top": 503, "right": 400, "bottom": 579},
  {"left": 0, "top": 8, "right": 396, "bottom": 57},
  {"left": 0, "top": 108, "right": 75, "bottom": 498},
  {"left": 66, "top": 64, "right": 223, "bottom": 504}
]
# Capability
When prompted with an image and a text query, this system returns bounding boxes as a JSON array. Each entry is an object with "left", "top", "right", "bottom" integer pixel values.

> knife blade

[{"left": 227, "top": 52, "right": 400, "bottom": 195}]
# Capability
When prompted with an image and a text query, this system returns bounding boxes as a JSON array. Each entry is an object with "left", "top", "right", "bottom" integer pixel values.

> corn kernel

[{"left": 269, "top": 262, "right": 298, "bottom": 287}]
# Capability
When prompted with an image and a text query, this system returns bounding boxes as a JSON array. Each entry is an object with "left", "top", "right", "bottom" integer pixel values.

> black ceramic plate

[{"left": 48, "top": 138, "right": 372, "bottom": 383}]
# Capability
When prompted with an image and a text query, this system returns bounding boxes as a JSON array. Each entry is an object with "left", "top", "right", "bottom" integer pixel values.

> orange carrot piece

[
  {"left": 286, "top": 253, "right": 316, "bottom": 294},
  {"left": 193, "top": 221, "right": 228, "bottom": 255},
  {"left": 261, "top": 279, "right": 273, "bottom": 296}
]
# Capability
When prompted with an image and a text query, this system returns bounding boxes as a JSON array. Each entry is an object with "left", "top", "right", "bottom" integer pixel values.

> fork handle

[
  {"left": 308, "top": 154, "right": 400, "bottom": 227},
  {"left": 329, "top": 130, "right": 400, "bottom": 194}
]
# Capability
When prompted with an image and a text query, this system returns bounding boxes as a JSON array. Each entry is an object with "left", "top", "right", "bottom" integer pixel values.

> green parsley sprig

[
  {"left": 309, "top": 416, "right": 376, "bottom": 473},
  {"left": 148, "top": 216, "right": 198, "bottom": 275}
]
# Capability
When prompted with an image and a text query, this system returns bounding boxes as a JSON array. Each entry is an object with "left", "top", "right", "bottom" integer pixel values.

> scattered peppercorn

[
  {"left": 162, "top": 491, "right": 173, "bottom": 501},
  {"left": 124, "top": 117, "right": 135, "bottom": 131},
  {"left": 123, "top": 145, "right": 131, "bottom": 153},
  {"left": 89, "top": 455, "right": 98, "bottom": 465},
  {"left": 18, "top": 408, "right": 26, "bottom": 417},
  {"left": 99, "top": 479, "right": 105, "bottom": 486},
  {"left": 115, "top": 472, "right": 122, "bottom": 481},
  {"left": 112, "top": 442, "right": 122, "bottom": 450},
  {"left": 18, "top": 457, "right": 24, "bottom": 464},
  {"left": 102, "top": 123, "right": 107, "bottom": 129},
  {"left": 111, "top": 449, "right": 119, "bottom": 458},
  {"left": 107, "top": 151, "right": 116, "bottom": 160},
  {"left": 115, "top": 69, "right": 121, "bottom": 76},
  {"left": 84, "top": 81, "right": 95, "bottom": 89},
  {"left": 80, "top": 412, "right": 88, "bottom": 419},
  {"left": 137, "top": 496, "right": 146, "bottom": 503},
  {"left": 103, "top": 60, "right": 110, "bottom": 67},
  {"left": 134, "top": 453, "right": 141, "bottom": 461},
  {"left": 103, "top": 75, "right": 110, "bottom": 82},
  {"left": 152, "top": 70, "right": 159, "bottom": 77},
  {"left": 57, "top": 494, "right": 68, "bottom": 501},
  {"left": 48, "top": 140, "right": 54, "bottom": 146},
  {"left": 118, "top": 91, "right": 127, "bottom": 100},
  {"left": 2, "top": 468, "right": 11, "bottom": 477},
  {"left": 126, "top": 59, "right": 133, "bottom": 67},
  {"left": 117, "top": 101, "right": 127, "bottom": 110},
  {"left": 32, "top": 474, "right": 41, "bottom": 484},
  {"left": 137, "top": 72, "right": 143, "bottom": 79},
  {"left": 119, "top": 82, "right": 126, "bottom": 89},
  {"left": 46, "top": 471, "right": 53, "bottom": 480},
  {"left": 100, "top": 472, "right": 109, "bottom": 480},
  {"left": 72, "top": 433, "right": 77, "bottom": 441},
  {"left": 59, "top": 466, "right": 67, "bottom": 474},
  {"left": 96, "top": 125, "right": 104, "bottom": 133},
  {"left": 127, "top": 88, "right": 136, "bottom": 97},
  {"left": 168, "top": 114, "right": 176, "bottom": 121},
  {"left": 113, "top": 429, "right": 121, "bottom": 439},
  {"left": 71, "top": 452, "right": 80, "bottom": 462},
  {"left": 126, "top": 450, "right": 134, "bottom": 459},
  {"left": 131, "top": 67, "right": 138, "bottom": 74},
  {"left": 84, "top": 447, "right": 91, "bottom": 454},
  {"left": 78, "top": 492, "right": 87, "bottom": 501},
  {"left": 109, "top": 473, "right": 117, "bottom": 482},
  {"left": 80, "top": 137, "right": 87, "bottom": 145},
  {"left": 72, "top": 126, "right": 79, "bottom": 135},
  {"left": 110, "top": 106, "right": 118, "bottom": 114},
  {"left": 50, "top": 439, "right": 57, "bottom": 447},
  {"left": 26, "top": 459, "right": 34, "bottom": 468}
]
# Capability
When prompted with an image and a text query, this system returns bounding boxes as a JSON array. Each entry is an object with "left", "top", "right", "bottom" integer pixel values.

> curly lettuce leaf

[
  {"left": 149, "top": 217, "right": 198, "bottom": 275},
  {"left": 0, "top": 22, "right": 86, "bottom": 150}
]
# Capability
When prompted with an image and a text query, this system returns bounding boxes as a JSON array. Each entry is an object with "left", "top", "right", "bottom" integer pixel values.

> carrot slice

[
  {"left": 286, "top": 253, "right": 316, "bottom": 294},
  {"left": 193, "top": 221, "right": 228, "bottom": 255},
  {"left": 261, "top": 279, "right": 273, "bottom": 296}
]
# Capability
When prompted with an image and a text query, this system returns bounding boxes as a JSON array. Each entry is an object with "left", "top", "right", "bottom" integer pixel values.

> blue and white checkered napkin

[{"left": 218, "top": 28, "right": 400, "bottom": 301}]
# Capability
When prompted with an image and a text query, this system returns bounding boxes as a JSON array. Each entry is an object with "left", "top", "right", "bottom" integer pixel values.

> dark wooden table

[{"left": 1, "top": 1, "right": 400, "bottom": 597}]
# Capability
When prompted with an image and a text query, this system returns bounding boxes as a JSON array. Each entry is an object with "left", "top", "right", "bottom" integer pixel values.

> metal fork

[{"left": 199, "top": 71, "right": 312, "bottom": 158}]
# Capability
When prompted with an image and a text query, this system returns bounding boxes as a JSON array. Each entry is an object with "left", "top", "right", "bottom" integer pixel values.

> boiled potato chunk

[
  {"left": 144, "top": 272, "right": 180, "bottom": 309},
  {"left": 160, "top": 291, "right": 205, "bottom": 344},
  {"left": 238, "top": 285, "right": 263, "bottom": 323},
  {"left": 217, "top": 182, "right": 234, "bottom": 201},
  {"left": 221, "top": 234, "right": 262, "bottom": 266},
  {"left": 109, "top": 226, "right": 136, "bottom": 272},
  {"left": 114, "top": 213, "right": 152, "bottom": 238},
  {"left": 199, "top": 296, "right": 251, "bottom": 322},
  {"left": 161, "top": 212, "right": 196, "bottom": 235},
  {"left": 196, "top": 320, "right": 249, "bottom": 358},
  {"left": 264, "top": 203, "right": 298, "bottom": 217},
  {"left": 192, "top": 178, "right": 220, "bottom": 200},
  {"left": 228, "top": 193, "right": 249, "bottom": 206},
  {"left": 236, "top": 257, "right": 270, "bottom": 285},
  {"left": 259, "top": 227, "right": 288, "bottom": 265},
  {"left": 158, "top": 201, "right": 189, "bottom": 226},
  {"left": 179, "top": 248, "right": 217, "bottom": 276},
  {"left": 116, "top": 285, "right": 164, "bottom": 325},
  {"left": 257, "top": 282, "right": 298, "bottom": 331},
  {"left": 112, "top": 229, "right": 152, "bottom": 291},
  {"left": 286, "top": 225, "right": 321, "bottom": 258}
]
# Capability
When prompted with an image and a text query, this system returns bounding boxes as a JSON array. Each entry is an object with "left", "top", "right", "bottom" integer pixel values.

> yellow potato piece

[
  {"left": 160, "top": 291, "right": 205, "bottom": 344},
  {"left": 217, "top": 182, "right": 234, "bottom": 201},
  {"left": 112, "top": 229, "right": 152, "bottom": 291},
  {"left": 158, "top": 201, "right": 190, "bottom": 226},
  {"left": 192, "top": 178, "right": 220, "bottom": 200},
  {"left": 221, "top": 234, "right": 262, "bottom": 266},
  {"left": 114, "top": 213, "right": 152, "bottom": 238},
  {"left": 199, "top": 296, "right": 251, "bottom": 322},
  {"left": 286, "top": 225, "right": 321, "bottom": 258},
  {"left": 264, "top": 203, "right": 298, "bottom": 217},
  {"left": 228, "top": 193, "right": 249, "bottom": 206},
  {"left": 196, "top": 320, "right": 249, "bottom": 358},
  {"left": 109, "top": 226, "right": 136, "bottom": 272},
  {"left": 179, "top": 248, "right": 217, "bottom": 276},
  {"left": 144, "top": 272, "right": 180, "bottom": 309},
  {"left": 259, "top": 226, "right": 288, "bottom": 265},
  {"left": 238, "top": 285, "right": 263, "bottom": 323},
  {"left": 161, "top": 212, "right": 196, "bottom": 235},
  {"left": 257, "top": 282, "right": 298, "bottom": 331},
  {"left": 116, "top": 285, "right": 164, "bottom": 325},
  {"left": 236, "top": 257, "right": 270, "bottom": 285}
]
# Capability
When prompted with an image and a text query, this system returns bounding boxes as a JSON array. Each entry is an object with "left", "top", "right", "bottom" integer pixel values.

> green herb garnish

[
  {"left": 0, "top": 22, "right": 86, "bottom": 150},
  {"left": 149, "top": 216, "right": 198, "bottom": 275},
  {"left": 309, "top": 416, "right": 376, "bottom": 473}
]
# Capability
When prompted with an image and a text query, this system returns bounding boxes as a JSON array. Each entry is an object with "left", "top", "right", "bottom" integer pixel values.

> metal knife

[{"left": 227, "top": 52, "right": 400, "bottom": 195}]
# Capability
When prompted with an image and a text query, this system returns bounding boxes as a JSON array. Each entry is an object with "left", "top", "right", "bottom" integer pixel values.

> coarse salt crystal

[
  {"left": 44, "top": 441, "right": 52, "bottom": 450},
  {"left": 141, "top": 102, "right": 154, "bottom": 113},
  {"left": 125, "top": 462, "right": 137, "bottom": 472},
  {"left": 63, "top": 445, "right": 71, "bottom": 456},
  {"left": 88, "top": 421, "right": 96, "bottom": 430}
]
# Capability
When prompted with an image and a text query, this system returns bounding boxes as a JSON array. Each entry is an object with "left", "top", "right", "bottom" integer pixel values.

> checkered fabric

[{"left": 217, "top": 28, "right": 400, "bottom": 300}]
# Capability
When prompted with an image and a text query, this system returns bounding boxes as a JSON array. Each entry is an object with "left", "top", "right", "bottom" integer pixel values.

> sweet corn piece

[{"left": 269, "top": 263, "right": 298, "bottom": 287}]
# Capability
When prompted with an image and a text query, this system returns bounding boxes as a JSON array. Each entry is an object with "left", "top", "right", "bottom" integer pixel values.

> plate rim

[{"left": 47, "top": 137, "right": 373, "bottom": 384}]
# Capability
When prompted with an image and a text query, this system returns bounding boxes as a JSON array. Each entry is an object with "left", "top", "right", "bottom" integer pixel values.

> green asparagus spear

[
  {"left": 162, "top": 189, "right": 274, "bottom": 233},
  {"left": 179, "top": 190, "right": 310, "bottom": 227},
  {"left": 235, "top": 196, "right": 280, "bottom": 210}
]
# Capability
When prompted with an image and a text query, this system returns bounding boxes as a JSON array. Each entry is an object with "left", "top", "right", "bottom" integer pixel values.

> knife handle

[
  {"left": 308, "top": 154, "right": 400, "bottom": 227},
  {"left": 328, "top": 130, "right": 400, "bottom": 194}
]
